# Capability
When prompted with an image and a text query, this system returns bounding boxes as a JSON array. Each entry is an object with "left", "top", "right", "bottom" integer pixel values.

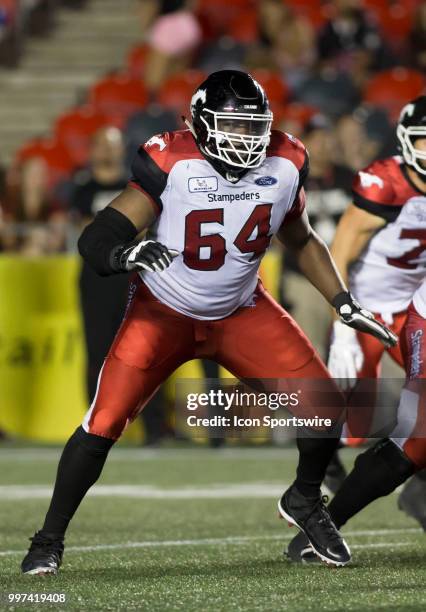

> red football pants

[
  {"left": 83, "top": 279, "right": 343, "bottom": 440},
  {"left": 390, "top": 302, "right": 426, "bottom": 469}
]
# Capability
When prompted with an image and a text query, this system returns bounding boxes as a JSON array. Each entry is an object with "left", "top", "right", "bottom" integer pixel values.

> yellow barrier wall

[
  {"left": 0, "top": 255, "right": 88, "bottom": 442},
  {"left": 0, "top": 250, "right": 281, "bottom": 443}
]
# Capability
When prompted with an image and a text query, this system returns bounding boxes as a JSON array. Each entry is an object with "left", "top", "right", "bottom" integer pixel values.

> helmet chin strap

[
  {"left": 183, "top": 117, "right": 197, "bottom": 138},
  {"left": 225, "top": 172, "right": 240, "bottom": 183}
]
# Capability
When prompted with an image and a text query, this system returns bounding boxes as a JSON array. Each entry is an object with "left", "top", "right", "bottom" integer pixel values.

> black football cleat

[
  {"left": 278, "top": 485, "right": 351, "bottom": 567},
  {"left": 324, "top": 450, "right": 347, "bottom": 495},
  {"left": 21, "top": 531, "right": 64, "bottom": 575},
  {"left": 398, "top": 471, "right": 426, "bottom": 532},
  {"left": 285, "top": 530, "right": 319, "bottom": 564}
]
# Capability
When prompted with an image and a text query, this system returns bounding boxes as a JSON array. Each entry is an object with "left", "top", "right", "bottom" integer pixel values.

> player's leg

[
  {"left": 326, "top": 312, "right": 405, "bottom": 494},
  {"left": 398, "top": 468, "right": 426, "bottom": 531},
  {"left": 392, "top": 303, "right": 426, "bottom": 530},
  {"left": 21, "top": 281, "right": 195, "bottom": 575},
  {"left": 343, "top": 320, "right": 385, "bottom": 442},
  {"left": 324, "top": 323, "right": 385, "bottom": 494},
  {"left": 344, "top": 311, "right": 405, "bottom": 441},
  {"left": 215, "top": 283, "right": 350, "bottom": 566},
  {"left": 286, "top": 306, "right": 424, "bottom": 562}
]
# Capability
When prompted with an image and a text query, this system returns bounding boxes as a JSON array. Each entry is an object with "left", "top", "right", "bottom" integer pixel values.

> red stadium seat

[
  {"left": 15, "top": 138, "right": 73, "bottom": 187},
  {"left": 228, "top": 8, "right": 258, "bottom": 44},
  {"left": 55, "top": 106, "right": 109, "bottom": 167},
  {"left": 89, "top": 73, "right": 148, "bottom": 127},
  {"left": 126, "top": 44, "right": 150, "bottom": 79},
  {"left": 284, "top": 0, "right": 329, "bottom": 28},
  {"left": 270, "top": 102, "right": 318, "bottom": 138},
  {"left": 196, "top": 0, "right": 254, "bottom": 38},
  {"left": 372, "top": 3, "right": 414, "bottom": 44},
  {"left": 250, "top": 70, "right": 290, "bottom": 111},
  {"left": 279, "top": 102, "right": 318, "bottom": 128},
  {"left": 157, "top": 70, "right": 207, "bottom": 118},
  {"left": 363, "top": 68, "right": 425, "bottom": 122}
]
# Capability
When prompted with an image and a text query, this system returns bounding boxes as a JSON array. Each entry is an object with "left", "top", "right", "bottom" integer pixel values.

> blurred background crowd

[{"left": 0, "top": 0, "right": 425, "bottom": 444}]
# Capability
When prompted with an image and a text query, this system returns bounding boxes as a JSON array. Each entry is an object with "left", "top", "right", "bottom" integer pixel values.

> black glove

[
  {"left": 111, "top": 240, "right": 179, "bottom": 273},
  {"left": 332, "top": 291, "right": 398, "bottom": 349}
]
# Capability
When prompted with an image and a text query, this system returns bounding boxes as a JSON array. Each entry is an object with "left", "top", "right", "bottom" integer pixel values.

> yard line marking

[
  {"left": 0, "top": 482, "right": 408, "bottom": 501},
  {"left": 0, "top": 533, "right": 421, "bottom": 557},
  {"left": 0, "top": 448, "right": 303, "bottom": 462},
  {"left": 0, "top": 483, "right": 290, "bottom": 500}
]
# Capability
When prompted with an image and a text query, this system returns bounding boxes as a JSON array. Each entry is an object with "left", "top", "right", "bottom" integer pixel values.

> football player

[
  {"left": 287, "top": 277, "right": 426, "bottom": 563},
  {"left": 287, "top": 97, "right": 426, "bottom": 561},
  {"left": 20, "top": 71, "right": 395, "bottom": 574},
  {"left": 327, "top": 96, "right": 426, "bottom": 502}
]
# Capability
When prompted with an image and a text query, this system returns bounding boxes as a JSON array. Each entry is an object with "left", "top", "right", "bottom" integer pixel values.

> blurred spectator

[
  {"left": 300, "top": 114, "right": 353, "bottom": 245},
  {"left": 125, "top": 103, "right": 179, "bottom": 169},
  {"left": 140, "top": 0, "right": 202, "bottom": 94},
  {"left": 333, "top": 111, "right": 380, "bottom": 172},
  {"left": 1, "top": 157, "right": 66, "bottom": 254},
  {"left": 317, "top": 0, "right": 387, "bottom": 72},
  {"left": 69, "top": 127, "right": 129, "bottom": 403},
  {"left": 352, "top": 104, "right": 394, "bottom": 158},
  {"left": 276, "top": 103, "right": 318, "bottom": 140},
  {"left": 70, "top": 126, "right": 168, "bottom": 445},
  {"left": 296, "top": 66, "right": 360, "bottom": 116},
  {"left": 408, "top": 1, "right": 426, "bottom": 72},
  {"left": 281, "top": 114, "right": 353, "bottom": 355},
  {"left": 247, "top": 0, "right": 316, "bottom": 89},
  {"left": 197, "top": 35, "right": 246, "bottom": 73}
]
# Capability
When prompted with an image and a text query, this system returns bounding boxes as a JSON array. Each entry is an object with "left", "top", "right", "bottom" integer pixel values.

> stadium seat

[
  {"left": 54, "top": 106, "right": 108, "bottom": 167},
  {"left": 250, "top": 70, "right": 290, "bottom": 110},
  {"left": 89, "top": 73, "right": 148, "bottom": 128},
  {"left": 363, "top": 68, "right": 425, "bottom": 122},
  {"left": 15, "top": 138, "right": 73, "bottom": 187},
  {"left": 157, "top": 70, "right": 207, "bottom": 118},
  {"left": 126, "top": 43, "right": 150, "bottom": 79},
  {"left": 372, "top": 3, "right": 414, "bottom": 45},
  {"left": 284, "top": 0, "right": 329, "bottom": 29},
  {"left": 282, "top": 102, "right": 320, "bottom": 128},
  {"left": 228, "top": 8, "right": 258, "bottom": 44},
  {"left": 196, "top": 0, "right": 253, "bottom": 38}
]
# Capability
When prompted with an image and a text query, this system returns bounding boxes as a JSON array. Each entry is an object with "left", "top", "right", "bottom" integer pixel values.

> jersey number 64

[{"left": 183, "top": 204, "right": 273, "bottom": 271}]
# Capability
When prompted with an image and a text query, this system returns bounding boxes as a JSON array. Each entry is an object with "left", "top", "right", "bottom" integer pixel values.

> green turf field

[{"left": 0, "top": 445, "right": 425, "bottom": 611}]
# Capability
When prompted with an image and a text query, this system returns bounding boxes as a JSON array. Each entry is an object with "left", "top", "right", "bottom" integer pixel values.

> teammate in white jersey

[
  {"left": 287, "top": 97, "right": 426, "bottom": 562},
  {"left": 21, "top": 71, "right": 396, "bottom": 574},
  {"left": 329, "top": 96, "right": 426, "bottom": 464},
  {"left": 288, "top": 277, "right": 426, "bottom": 563}
]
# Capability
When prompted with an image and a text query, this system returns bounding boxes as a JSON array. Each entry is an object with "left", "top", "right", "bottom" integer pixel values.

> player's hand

[
  {"left": 328, "top": 321, "right": 364, "bottom": 391},
  {"left": 332, "top": 291, "right": 398, "bottom": 349},
  {"left": 114, "top": 240, "right": 180, "bottom": 273}
]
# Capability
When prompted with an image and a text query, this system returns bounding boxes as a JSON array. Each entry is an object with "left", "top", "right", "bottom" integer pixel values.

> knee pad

[{"left": 73, "top": 426, "right": 115, "bottom": 457}]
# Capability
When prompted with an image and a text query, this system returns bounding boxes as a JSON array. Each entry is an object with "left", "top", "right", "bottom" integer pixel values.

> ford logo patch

[{"left": 255, "top": 176, "right": 277, "bottom": 186}]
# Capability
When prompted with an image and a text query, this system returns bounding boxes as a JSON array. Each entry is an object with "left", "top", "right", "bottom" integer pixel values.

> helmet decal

[{"left": 190, "top": 88, "right": 207, "bottom": 115}]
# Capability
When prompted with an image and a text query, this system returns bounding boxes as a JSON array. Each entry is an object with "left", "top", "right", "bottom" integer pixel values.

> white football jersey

[
  {"left": 128, "top": 129, "right": 308, "bottom": 320},
  {"left": 413, "top": 279, "right": 426, "bottom": 319},
  {"left": 349, "top": 156, "right": 426, "bottom": 315}
]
